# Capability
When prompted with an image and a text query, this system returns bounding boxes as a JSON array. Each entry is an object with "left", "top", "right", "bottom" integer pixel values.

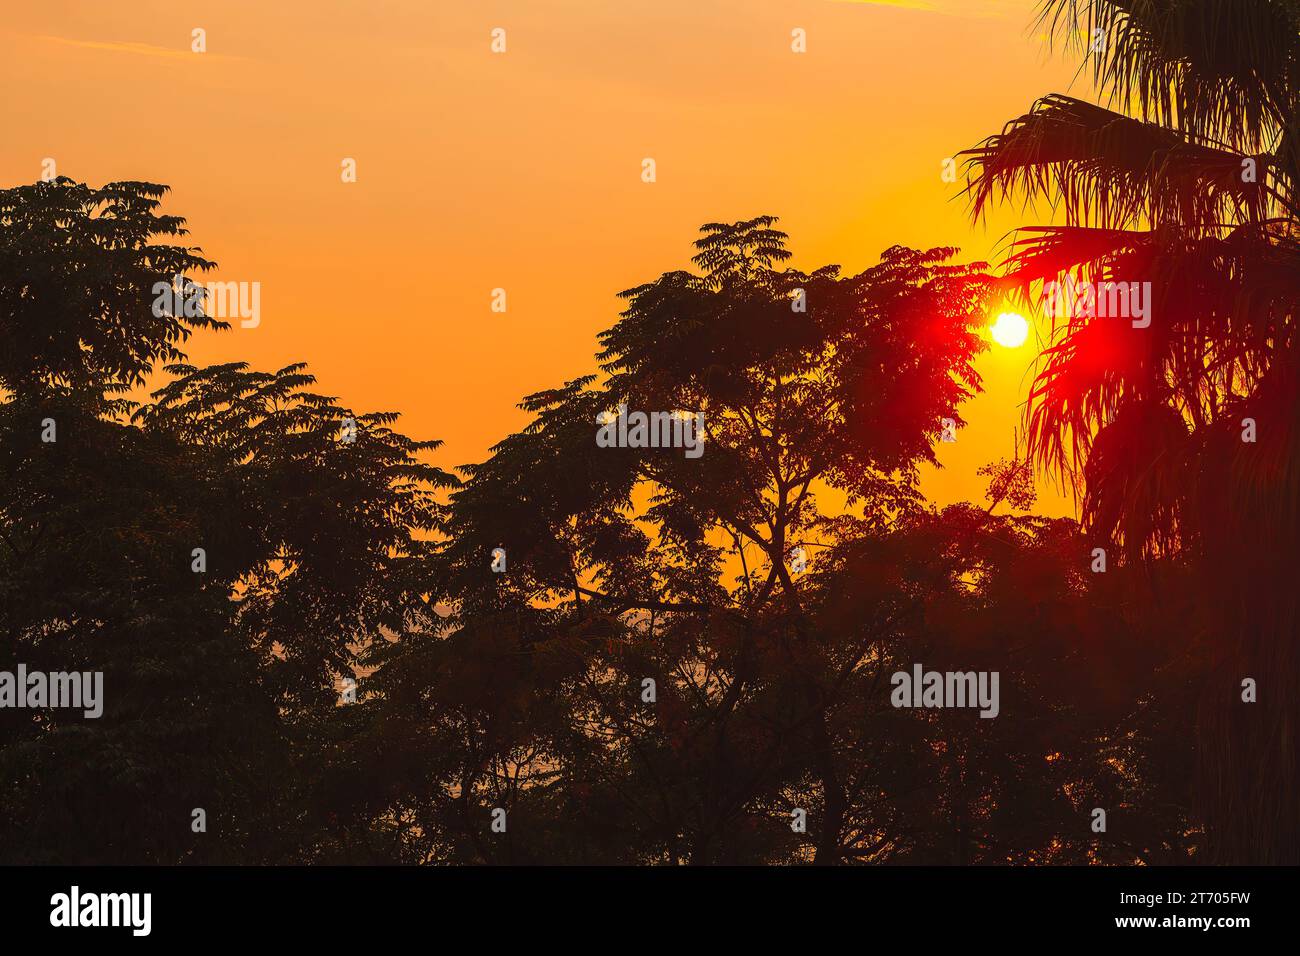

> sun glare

[{"left": 990, "top": 311, "right": 1029, "bottom": 349}]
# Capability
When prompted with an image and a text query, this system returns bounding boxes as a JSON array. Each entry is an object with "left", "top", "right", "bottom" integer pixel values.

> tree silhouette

[
  {"left": 1, "top": 183, "right": 1203, "bottom": 865},
  {"left": 0, "top": 180, "right": 452, "bottom": 862},
  {"left": 0, "top": 179, "right": 221, "bottom": 397},
  {"left": 341, "top": 217, "right": 1194, "bottom": 863},
  {"left": 961, "top": 0, "right": 1300, "bottom": 864}
]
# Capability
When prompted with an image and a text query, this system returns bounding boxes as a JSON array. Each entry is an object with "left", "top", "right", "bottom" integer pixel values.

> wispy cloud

[
  {"left": 829, "top": 0, "right": 1022, "bottom": 17},
  {"left": 829, "top": 0, "right": 941, "bottom": 9},
  {"left": 31, "top": 35, "right": 241, "bottom": 61}
]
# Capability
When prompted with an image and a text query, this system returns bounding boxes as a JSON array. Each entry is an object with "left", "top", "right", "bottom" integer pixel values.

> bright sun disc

[{"left": 991, "top": 311, "right": 1029, "bottom": 348}]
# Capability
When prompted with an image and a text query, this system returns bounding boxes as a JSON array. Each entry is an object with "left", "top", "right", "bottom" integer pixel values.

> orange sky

[{"left": 1, "top": 0, "right": 1094, "bottom": 516}]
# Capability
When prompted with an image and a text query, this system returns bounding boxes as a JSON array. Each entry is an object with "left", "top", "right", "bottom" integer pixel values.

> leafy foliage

[
  {"left": 0, "top": 179, "right": 222, "bottom": 395},
  {"left": 962, "top": 0, "right": 1300, "bottom": 863},
  {"left": 0, "top": 185, "right": 1206, "bottom": 864}
]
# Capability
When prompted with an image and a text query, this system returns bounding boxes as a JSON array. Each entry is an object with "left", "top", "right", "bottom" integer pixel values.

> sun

[{"left": 990, "top": 311, "right": 1029, "bottom": 348}]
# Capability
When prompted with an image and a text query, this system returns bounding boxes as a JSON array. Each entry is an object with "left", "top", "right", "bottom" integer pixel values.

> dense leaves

[
  {"left": 0, "top": 184, "right": 1206, "bottom": 864},
  {"left": 962, "top": 0, "right": 1300, "bottom": 863}
]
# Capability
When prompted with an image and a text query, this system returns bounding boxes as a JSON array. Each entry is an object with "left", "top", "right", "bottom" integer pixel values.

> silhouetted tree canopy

[
  {"left": 0, "top": 182, "right": 1207, "bottom": 865},
  {"left": 962, "top": 0, "right": 1300, "bottom": 865}
]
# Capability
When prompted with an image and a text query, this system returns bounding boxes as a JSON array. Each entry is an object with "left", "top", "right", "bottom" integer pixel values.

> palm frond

[
  {"left": 962, "top": 94, "right": 1272, "bottom": 228},
  {"left": 1037, "top": 0, "right": 1300, "bottom": 153}
]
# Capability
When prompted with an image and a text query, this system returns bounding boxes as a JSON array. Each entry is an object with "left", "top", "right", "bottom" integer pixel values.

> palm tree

[{"left": 961, "top": 0, "right": 1300, "bottom": 863}]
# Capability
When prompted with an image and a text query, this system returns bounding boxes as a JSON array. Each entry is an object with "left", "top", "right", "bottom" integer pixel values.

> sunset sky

[{"left": 0, "top": 0, "right": 1096, "bottom": 515}]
